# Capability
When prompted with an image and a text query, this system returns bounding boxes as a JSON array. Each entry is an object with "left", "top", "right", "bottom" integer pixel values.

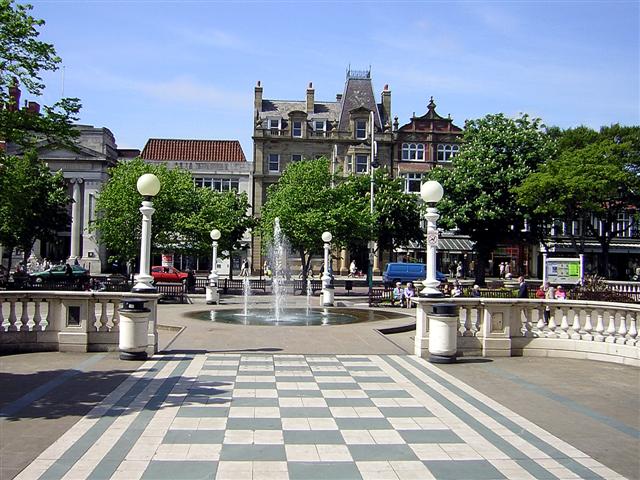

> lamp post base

[
  {"left": 206, "top": 285, "right": 219, "bottom": 304},
  {"left": 119, "top": 351, "right": 148, "bottom": 361}
]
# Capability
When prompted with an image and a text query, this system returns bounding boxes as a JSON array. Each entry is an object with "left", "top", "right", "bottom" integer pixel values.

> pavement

[{"left": 0, "top": 293, "right": 638, "bottom": 480}]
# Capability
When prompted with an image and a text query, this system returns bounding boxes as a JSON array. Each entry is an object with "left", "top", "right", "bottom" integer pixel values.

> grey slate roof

[
  {"left": 337, "top": 77, "right": 381, "bottom": 132},
  {"left": 260, "top": 100, "right": 340, "bottom": 121}
]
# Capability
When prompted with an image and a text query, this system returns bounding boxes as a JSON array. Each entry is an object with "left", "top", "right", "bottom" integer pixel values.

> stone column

[
  {"left": 373, "top": 242, "right": 380, "bottom": 275},
  {"left": 340, "top": 248, "right": 349, "bottom": 276},
  {"left": 69, "top": 178, "right": 83, "bottom": 262}
]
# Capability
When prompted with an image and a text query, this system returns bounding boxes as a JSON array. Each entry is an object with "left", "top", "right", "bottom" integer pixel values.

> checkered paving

[{"left": 17, "top": 354, "right": 627, "bottom": 480}]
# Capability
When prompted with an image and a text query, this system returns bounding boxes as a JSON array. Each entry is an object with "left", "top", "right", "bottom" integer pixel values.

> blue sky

[{"left": 28, "top": 0, "right": 640, "bottom": 157}]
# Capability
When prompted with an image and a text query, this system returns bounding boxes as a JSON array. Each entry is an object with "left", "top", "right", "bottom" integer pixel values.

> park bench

[
  {"left": 368, "top": 287, "right": 394, "bottom": 307},
  {"left": 156, "top": 283, "right": 188, "bottom": 303}
]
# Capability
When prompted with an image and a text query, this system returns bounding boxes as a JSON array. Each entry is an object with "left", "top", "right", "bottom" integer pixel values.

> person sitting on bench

[{"left": 391, "top": 282, "right": 403, "bottom": 306}]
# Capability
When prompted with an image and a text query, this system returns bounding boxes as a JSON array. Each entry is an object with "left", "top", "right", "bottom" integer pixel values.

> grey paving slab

[
  {"left": 289, "top": 461, "right": 363, "bottom": 480},
  {"left": 142, "top": 460, "right": 217, "bottom": 480},
  {"left": 3, "top": 319, "right": 638, "bottom": 480}
]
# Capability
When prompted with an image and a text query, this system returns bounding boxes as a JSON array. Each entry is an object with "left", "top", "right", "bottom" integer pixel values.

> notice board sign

[{"left": 545, "top": 257, "right": 582, "bottom": 285}]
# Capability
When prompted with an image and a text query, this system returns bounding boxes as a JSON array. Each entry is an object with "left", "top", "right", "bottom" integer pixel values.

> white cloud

[{"left": 73, "top": 69, "right": 251, "bottom": 111}]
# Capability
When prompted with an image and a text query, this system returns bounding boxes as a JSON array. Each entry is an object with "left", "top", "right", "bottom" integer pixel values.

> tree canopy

[
  {"left": 259, "top": 158, "right": 371, "bottom": 277},
  {"left": 0, "top": 0, "right": 81, "bottom": 148},
  {"left": 427, "top": 113, "right": 555, "bottom": 285},
  {"left": 516, "top": 124, "right": 640, "bottom": 275},
  {"left": 260, "top": 158, "right": 425, "bottom": 278},
  {"left": 0, "top": 150, "right": 70, "bottom": 275},
  {"left": 92, "top": 158, "right": 254, "bottom": 266}
]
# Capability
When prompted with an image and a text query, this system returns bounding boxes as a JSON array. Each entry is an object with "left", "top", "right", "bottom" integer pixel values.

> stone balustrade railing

[
  {"left": 414, "top": 298, "right": 639, "bottom": 367},
  {"left": 0, "top": 291, "right": 159, "bottom": 354}
]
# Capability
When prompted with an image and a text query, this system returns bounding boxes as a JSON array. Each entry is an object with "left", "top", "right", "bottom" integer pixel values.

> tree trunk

[
  {"left": 474, "top": 242, "right": 492, "bottom": 287},
  {"left": 2, "top": 245, "right": 14, "bottom": 281}
]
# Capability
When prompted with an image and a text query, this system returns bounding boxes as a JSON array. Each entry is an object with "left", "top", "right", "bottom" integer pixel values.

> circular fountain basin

[{"left": 194, "top": 308, "right": 405, "bottom": 326}]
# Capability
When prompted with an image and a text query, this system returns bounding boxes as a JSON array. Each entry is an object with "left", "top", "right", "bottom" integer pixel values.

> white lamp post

[
  {"left": 321, "top": 231, "right": 334, "bottom": 306},
  {"left": 132, "top": 173, "right": 160, "bottom": 293},
  {"left": 206, "top": 228, "right": 221, "bottom": 304},
  {"left": 420, "top": 180, "right": 444, "bottom": 297}
]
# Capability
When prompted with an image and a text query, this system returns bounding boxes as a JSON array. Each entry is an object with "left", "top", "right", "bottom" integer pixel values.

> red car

[{"left": 151, "top": 266, "right": 189, "bottom": 284}]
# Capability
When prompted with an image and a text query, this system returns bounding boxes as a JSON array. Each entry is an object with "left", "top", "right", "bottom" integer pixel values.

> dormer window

[
  {"left": 313, "top": 119, "right": 327, "bottom": 138},
  {"left": 292, "top": 121, "right": 303, "bottom": 138},
  {"left": 355, "top": 120, "right": 367, "bottom": 140},
  {"left": 268, "top": 118, "right": 281, "bottom": 134}
]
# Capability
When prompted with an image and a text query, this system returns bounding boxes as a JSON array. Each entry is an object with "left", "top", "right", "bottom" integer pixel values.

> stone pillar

[
  {"left": 373, "top": 242, "right": 380, "bottom": 275},
  {"left": 69, "top": 178, "right": 83, "bottom": 262},
  {"left": 340, "top": 248, "right": 349, "bottom": 276}
]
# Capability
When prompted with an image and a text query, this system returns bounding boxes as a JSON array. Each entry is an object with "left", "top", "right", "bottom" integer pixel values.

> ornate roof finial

[{"left": 428, "top": 96, "right": 436, "bottom": 110}]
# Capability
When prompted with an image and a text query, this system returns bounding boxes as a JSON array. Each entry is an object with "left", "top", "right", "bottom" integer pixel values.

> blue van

[{"left": 382, "top": 263, "right": 446, "bottom": 287}]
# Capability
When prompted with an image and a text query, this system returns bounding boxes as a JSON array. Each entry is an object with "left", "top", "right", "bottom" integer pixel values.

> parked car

[
  {"left": 151, "top": 266, "right": 189, "bottom": 284},
  {"left": 382, "top": 262, "right": 446, "bottom": 287},
  {"left": 30, "top": 264, "right": 89, "bottom": 282}
]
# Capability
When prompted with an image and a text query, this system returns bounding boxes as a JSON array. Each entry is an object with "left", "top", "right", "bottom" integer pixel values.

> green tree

[
  {"left": 516, "top": 125, "right": 640, "bottom": 276},
  {"left": 259, "top": 158, "right": 371, "bottom": 278},
  {"left": 340, "top": 168, "right": 424, "bottom": 260},
  {"left": 1, "top": 0, "right": 81, "bottom": 148},
  {"left": 427, "top": 113, "right": 555, "bottom": 285},
  {"left": 92, "top": 159, "right": 253, "bottom": 268},
  {"left": 0, "top": 150, "right": 70, "bottom": 276}
]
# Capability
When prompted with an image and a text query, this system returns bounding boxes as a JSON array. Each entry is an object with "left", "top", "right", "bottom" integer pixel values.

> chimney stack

[
  {"left": 27, "top": 101, "right": 40, "bottom": 114},
  {"left": 8, "top": 81, "right": 21, "bottom": 112},
  {"left": 381, "top": 84, "right": 391, "bottom": 128},
  {"left": 254, "top": 80, "right": 263, "bottom": 114},
  {"left": 336, "top": 93, "right": 342, "bottom": 102},
  {"left": 306, "top": 82, "right": 314, "bottom": 114}
]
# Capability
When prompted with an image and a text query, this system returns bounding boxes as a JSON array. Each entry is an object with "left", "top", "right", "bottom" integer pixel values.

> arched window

[
  {"left": 437, "top": 144, "right": 459, "bottom": 162},
  {"left": 401, "top": 143, "right": 425, "bottom": 161}
]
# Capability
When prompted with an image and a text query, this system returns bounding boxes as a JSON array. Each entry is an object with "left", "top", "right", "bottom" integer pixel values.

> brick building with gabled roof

[
  {"left": 141, "top": 139, "right": 246, "bottom": 163},
  {"left": 140, "top": 138, "right": 253, "bottom": 274}
]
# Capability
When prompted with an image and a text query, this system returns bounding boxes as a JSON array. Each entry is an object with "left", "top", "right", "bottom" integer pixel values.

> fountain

[
  {"left": 197, "top": 217, "right": 409, "bottom": 326},
  {"left": 269, "top": 217, "right": 289, "bottom": 322}
]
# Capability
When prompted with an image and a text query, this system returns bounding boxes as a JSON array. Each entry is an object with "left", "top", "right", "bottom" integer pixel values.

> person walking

[
  {"left": 349, "top": 260, "right": 357, "bottom": 278},
  {"left": 543, "top": 282, "right": 555, "bottom": 324},
  {"left": 240, "top": 259, "right": 249, "bottom": 277},
  {"left": 517, "top": 276, "right": 529, "bottom": 298}
]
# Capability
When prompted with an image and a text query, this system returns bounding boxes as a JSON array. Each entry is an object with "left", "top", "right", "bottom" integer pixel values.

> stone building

[
  {"left": 140, "top": 139, "right": 253, "bottom": 274},
  {"left": 4, "top": 125, "right": 120, "bottom": 273},
  {"left": 252, "top": 68, "right": 394, "bottom": 274}
]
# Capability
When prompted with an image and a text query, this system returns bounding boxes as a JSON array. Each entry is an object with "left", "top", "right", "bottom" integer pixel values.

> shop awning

[{"left": 438, "top": 237, "right": 474, "bottom": 253}]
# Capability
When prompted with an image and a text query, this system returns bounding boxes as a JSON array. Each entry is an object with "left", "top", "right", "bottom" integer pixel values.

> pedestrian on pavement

[
  {"left": 240, "top": 259, "right": 249, "bottom": 277},
  {"left": 518, "top": 276, "right": 529, "bottom": 298},
  {"left": 349, "top": 260, "right": 357, "bottom": 278}
]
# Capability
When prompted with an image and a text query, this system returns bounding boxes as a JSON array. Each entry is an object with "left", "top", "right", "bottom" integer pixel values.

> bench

[
  {"left": 156, "top": 283, "right": 188, "bottom": 303},
  {"left": 221, "top": 278, "right": 268, "bottom": 294},
  {"left": 368, "top": 287, "right": 395, "bottom": 307},
  {"left": 291, "top": 279, "right": 323, "bottom": 295}
]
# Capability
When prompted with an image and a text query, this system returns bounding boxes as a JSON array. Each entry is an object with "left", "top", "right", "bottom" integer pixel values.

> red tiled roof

[{"left": 140, "top": 139, "right": 246, "bottom": 162}]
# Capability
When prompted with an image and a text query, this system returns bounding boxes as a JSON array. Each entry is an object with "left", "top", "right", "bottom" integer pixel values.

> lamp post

[
  {"left": 420, "top": 180, "right": 444, "bottom": 297},
  {"left": 321, "top": 231, "right": 334, "bottom": 306},
  {"left": 367, "top": 110, "right": 379, "bottom": 294},
  {"left": 132, "top": 173, "right": 160, "bottom": 293},
  {"left": 206, "top": 229, "right": 221, "bottom": 304}
]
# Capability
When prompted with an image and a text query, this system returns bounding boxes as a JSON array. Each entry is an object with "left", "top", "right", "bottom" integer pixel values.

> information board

[{"left": 545, "top": 257, "right": 582, "bottom": 285}]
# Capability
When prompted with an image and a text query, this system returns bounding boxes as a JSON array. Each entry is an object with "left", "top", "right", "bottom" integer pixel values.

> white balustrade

[
  {"left": 414, "top": 297, "right": 640, "bottom": 366},
  {"left": 0, "top": 291, "right": 158, "bottom": 354}
]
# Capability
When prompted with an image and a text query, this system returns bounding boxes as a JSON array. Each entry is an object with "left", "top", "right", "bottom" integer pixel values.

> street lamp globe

[
  {"left": 210, "top": 229, "right": 221, "bottom": 241},
  {"left": 420, "top": 180, "right": 443, "bottom": 204},
  {"left": 137, "top": 173, "right": 161, "bottom": 197},
  {"left": 322, "top": 231, "right": 332, "bottom": 243}
]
